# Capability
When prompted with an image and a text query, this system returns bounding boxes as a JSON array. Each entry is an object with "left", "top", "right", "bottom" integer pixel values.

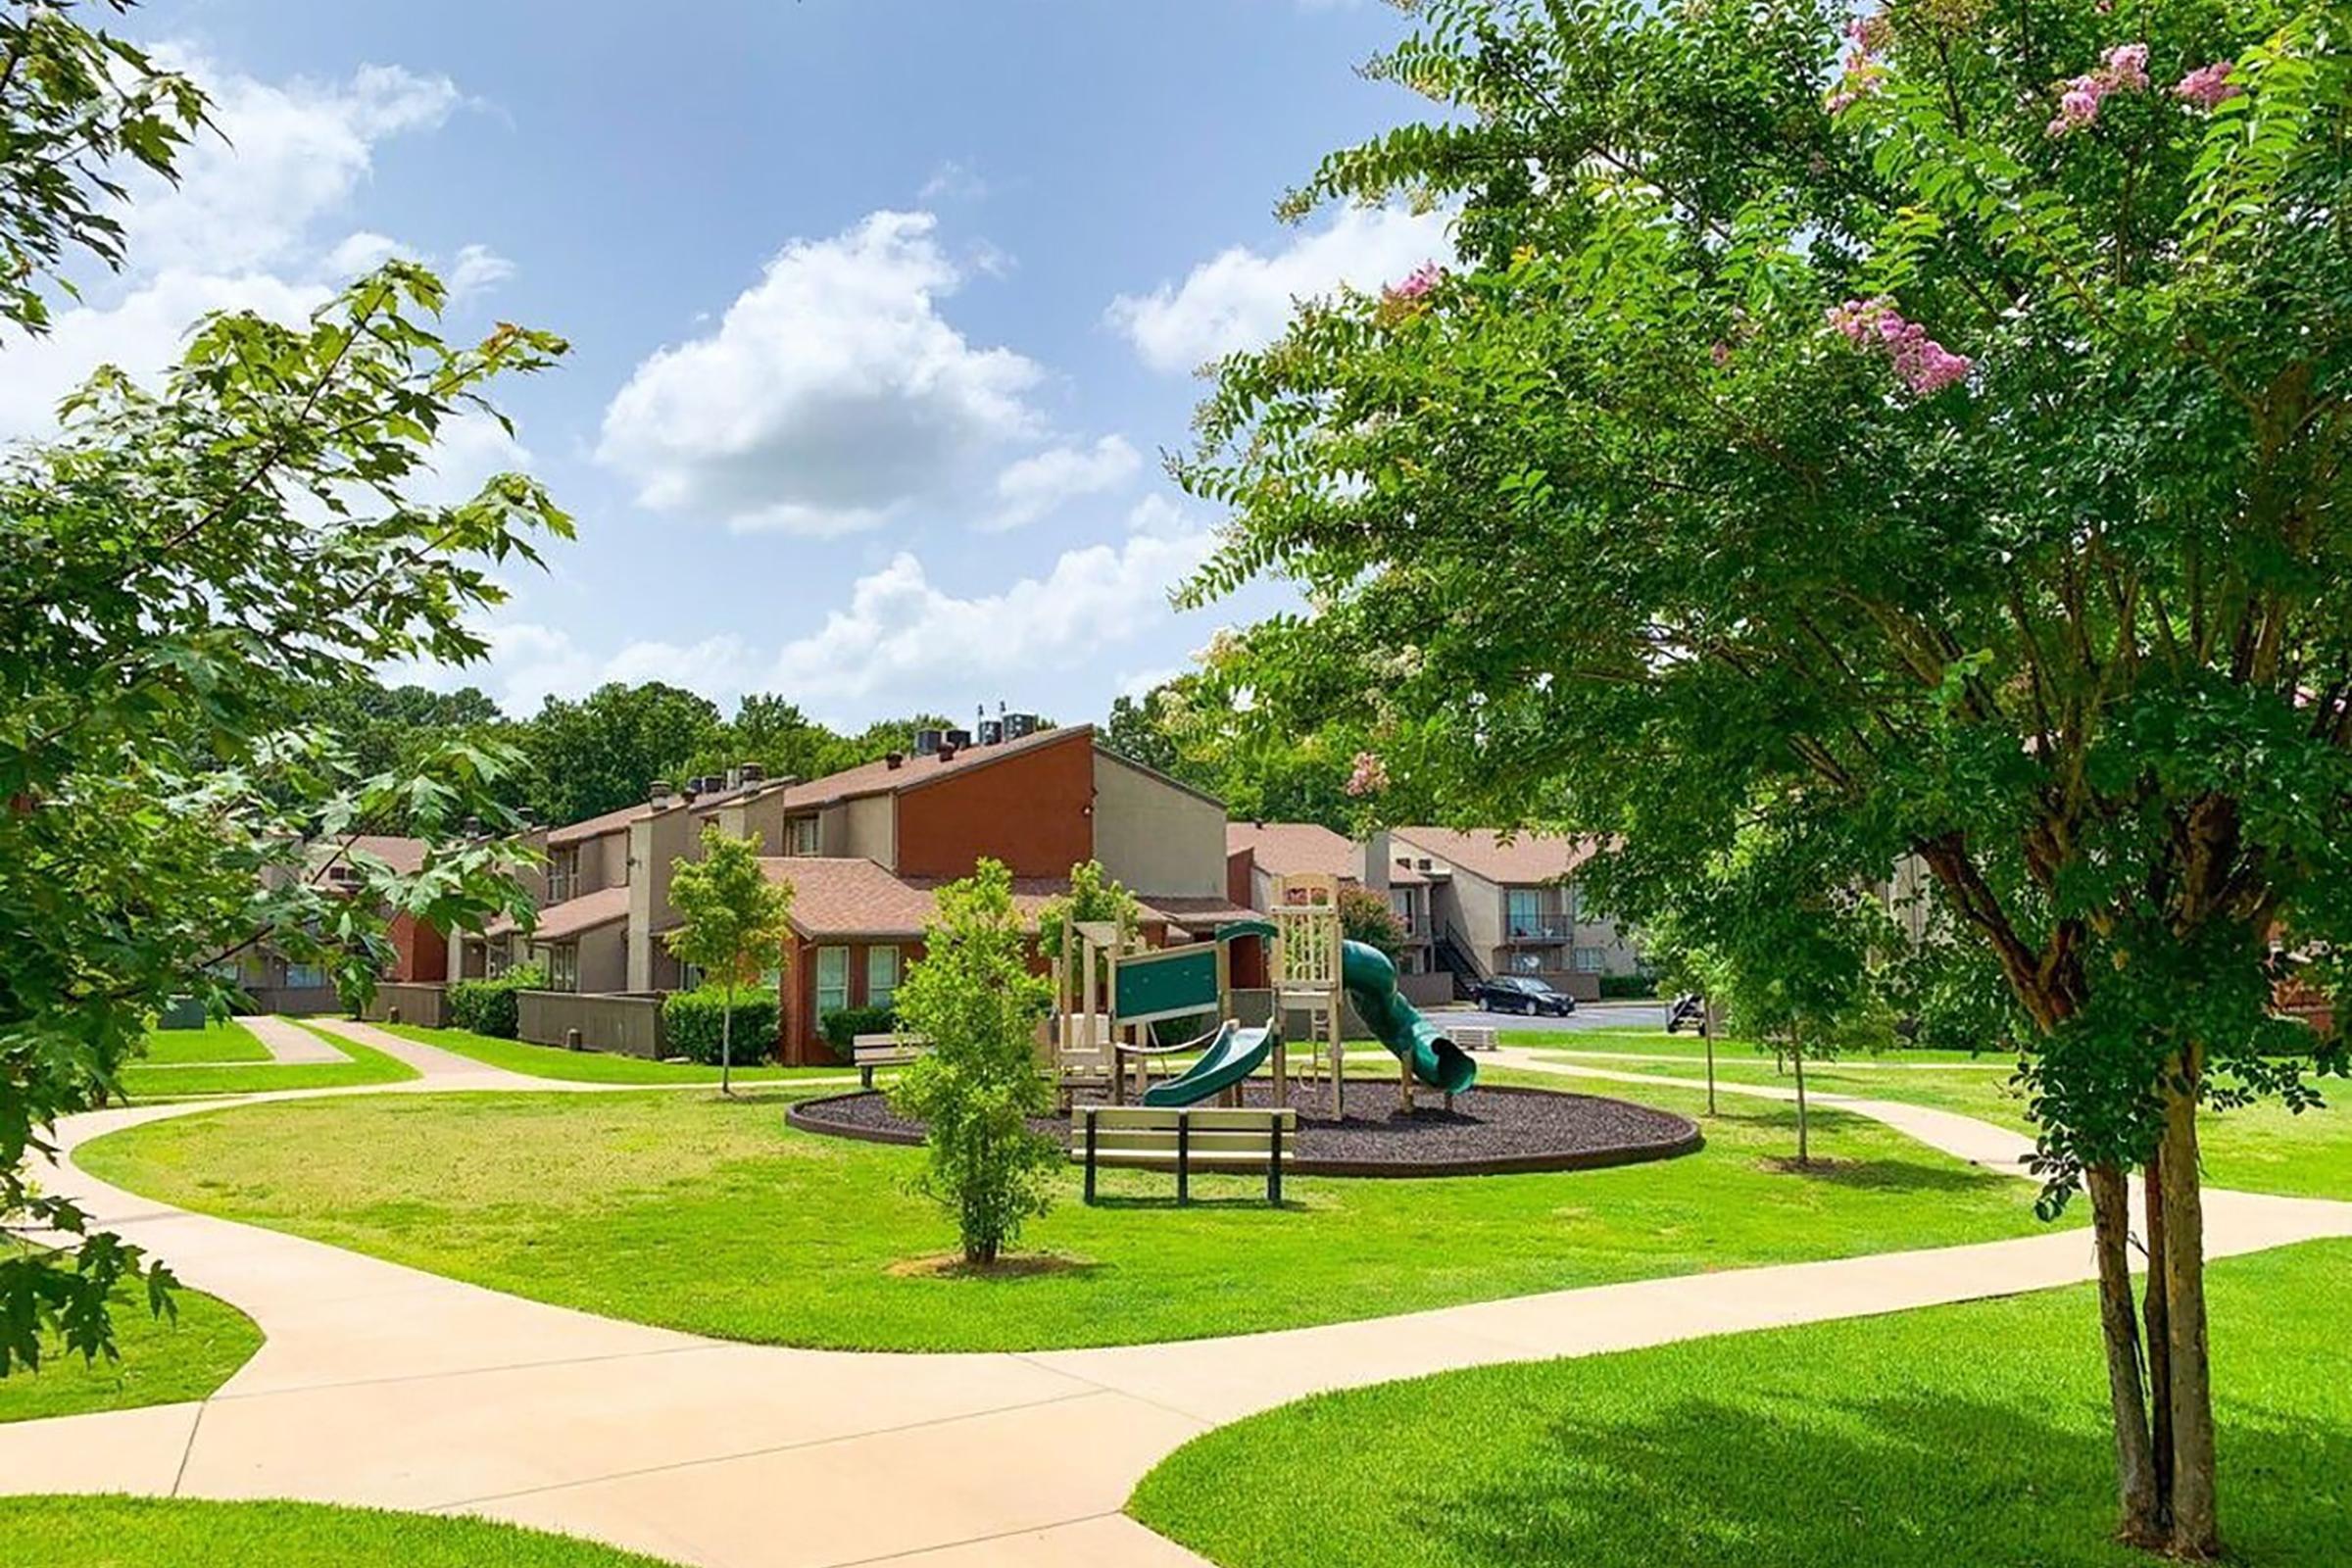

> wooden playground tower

[
  {"left": 1053, "top": 915, "right": 1244, "bottom": 1104},
  {"left": 1266, "top": 873, "right": 1355, "bottom": 1114}
]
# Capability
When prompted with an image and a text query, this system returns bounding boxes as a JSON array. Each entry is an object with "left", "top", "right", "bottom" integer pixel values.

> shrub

[
  {"left": 1598, "top": 972, "right": 1658, "bottom": 1001},
  {"left": 1339, "top": 885, "right": 1407, "bottom": 959},
  {"left": 889, "top": 860, "right": 1057, "bottom": 1265},
  {"left": 663, "top": 987, "right": 781, "bottom": 1066},
  {"left": 448, "top": 964, "right": 544, "bottom": 1039},
  {"left": 819, "top": 1004, "right": 898, "bottom": 1060}
]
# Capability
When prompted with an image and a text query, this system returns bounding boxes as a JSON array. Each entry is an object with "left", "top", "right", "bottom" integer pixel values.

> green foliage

[
  {"left": 663, "top": 827, "right": 792, "bottom": 1090},
  {"left": 819, "top": 1004, "right": 899, "bottom": 1058},
  {"left": 662, "top": 988, "right": 780, "bottom": 1067},
  {"left": 1104, "top": 674, "right": 1381, "bottom": 829},
  {"left": 523, "top": 682, "right": 722, "bottom": 828},
  {"left": 448, "top": 965, "right": 545, "bottom": 1041},
  {"left": 887, "top": 859, "right": 1057, "bottom": 1265},
  {"left": 1035, "top": 858, "right": 1141, "bottom": 963},
  {"left": 1597, "top": 972, "right": 1658, "bottom": 1001},
  {"left": 1339, "top": 884, "right": 1408, "bottom": 960},
  {"left": 0, "top": 5, "right": 565, "bottom": 1376}
]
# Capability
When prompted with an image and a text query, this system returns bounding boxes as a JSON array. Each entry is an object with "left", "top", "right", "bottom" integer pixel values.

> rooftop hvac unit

[
  {"left": 913, "top": 727, "right": 945, "bottom": 756},
  {"left": 740, "top": 762, "right": 765, "bottom": 784},
  {"left": 977, "top": 718, "right": 1004, "bottom": 746},
  {"left": 1003, "top": 711, "right": 1039, "bottom": 740},
  {"left": 944, "top": 727, "right": 972, "bottom": 751}
]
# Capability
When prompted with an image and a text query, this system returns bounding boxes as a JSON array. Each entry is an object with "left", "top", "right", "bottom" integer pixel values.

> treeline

[{"left": 303, "top": 681, "right": 960, "bottom": 829}]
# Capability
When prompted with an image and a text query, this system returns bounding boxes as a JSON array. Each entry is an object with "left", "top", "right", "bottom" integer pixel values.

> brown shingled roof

[
  {"left": 762, "top": 858, "right": 1256, "bottom": 942},
  {"left": 1390, "top": 827, "right": 1597, "bottom": 886},
  {"left": 1226, "top": 821, "right": 1359, "bottom": 880},
  {"left": 485, "top": 884, "right": 629, "bottom": 941}
]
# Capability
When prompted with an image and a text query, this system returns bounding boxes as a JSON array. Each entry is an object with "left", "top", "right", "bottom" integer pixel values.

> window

[
  {"left": 1505, "top": 889, "right": 1543, "bottom": 938},
  {"left": 548, "top": 943, "right": 579, "bottom": 993},
  {"left": 284, "top": 961, "right": 328, "bottom": 990},
  {"left": 815, "top": 946, "right": 850, "bottom": 1016},
  {"left": 1390, "top": 889, "right": 1416, "bottom": 933},
  {"left": 1573, "top": 947, "right": 1607, "bottom": 974},
  {"left": 548, "top": 846, "right": 579, "bottom": 903},
  {"left": 866, "top": 946, "right": 900, "bottom": 1009},
  {"left": 788, "top": 815, "right": 821, "bottom": 857}
]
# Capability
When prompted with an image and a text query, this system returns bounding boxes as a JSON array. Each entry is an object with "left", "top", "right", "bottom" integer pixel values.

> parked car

[{"left": 1470, "top": 976, "right": 1577, "bottom": 1016}]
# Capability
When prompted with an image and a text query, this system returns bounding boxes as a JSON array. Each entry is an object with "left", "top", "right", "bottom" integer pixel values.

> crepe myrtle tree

[
  {"left": 664, "top": 826, "right": 794, "bottom": 1095},
  {"left": 1174, "top": 0, "right": 2351, "bottom": 1554},
  {"left": 0, "top": 0, "right": 567, "bottom": 1376}
]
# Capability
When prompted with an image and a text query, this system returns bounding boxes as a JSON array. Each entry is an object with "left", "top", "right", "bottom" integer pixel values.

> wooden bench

[
  {"left": 1074, "top": 1104, "right": 1296, "bottom": 1205},
  {"left": 853, "top": 1032, "right": 930, "bottom": 1089},
  {"left": 1450, "top": 1025, "right": 1498, "bottom": 1053}
]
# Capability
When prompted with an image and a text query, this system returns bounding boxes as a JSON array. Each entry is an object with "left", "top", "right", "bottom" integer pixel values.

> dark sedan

[{"left": 1468, "top": 976, "right": 1577, "bottom": 1015}]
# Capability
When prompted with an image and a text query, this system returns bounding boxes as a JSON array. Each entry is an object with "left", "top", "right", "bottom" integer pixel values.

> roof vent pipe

[{"left": 884, "top": 752, "right": 904, "bottom": 770}]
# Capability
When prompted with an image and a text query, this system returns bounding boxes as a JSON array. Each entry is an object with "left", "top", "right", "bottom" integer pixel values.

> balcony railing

[{"left": 1503, "top": 918, "right": 1574, "bottom": 944}]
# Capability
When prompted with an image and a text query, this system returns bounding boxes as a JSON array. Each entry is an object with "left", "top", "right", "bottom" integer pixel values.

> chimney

[
  {"left": 1362, "top": 829, "right": 1393, "bottom": 892},
  {"left": 885, "top": 752, "right": 904, "bottom": 770},
  {"left": 648, "top": 780, "right": 672, "bottom": 807},
  {"left": 938, "top": 741, "right": 958, "bottom": 762},
  {"left": 724, "top": 765, "right": 743, "bottom": 791}
]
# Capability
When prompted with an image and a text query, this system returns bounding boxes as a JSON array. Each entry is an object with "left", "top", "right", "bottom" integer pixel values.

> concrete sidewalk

[
  {"left": 239, "top": 1014, "right": 357, "bottom": 1066},
  {"left": 2, "top": 1038, "right": 2344, "bottom": 1567}
]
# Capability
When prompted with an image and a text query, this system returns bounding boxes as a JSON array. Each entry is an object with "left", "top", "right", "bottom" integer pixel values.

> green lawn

[
  {"left": 1509, "top": 1025, "right": 2002, "bottom": 1065},
  {"left": 0, "top": 1284, "right": 261, "bottom": 1424},
  {"left": 1131, "top": 1238, "right": 2352, "bottom": 1568},
  {"left": 78, "top": 1077, "right": 2068, "bottom": 1352},
  {"left": 120, "top": 1024, "right": 416, "bottom": 1099},
  {"left": 139, "top": 1019, "right": 270, "bottom": 1064},
  {"left": 0, "top": 1495, "right": 682, "bottom": 1566},
  {"left": 1532, "top": 1047, "right": 2352, "bottom": 1200},
  {"left": 375, "top": 1022, "right": 852, "bottom": 1084}
]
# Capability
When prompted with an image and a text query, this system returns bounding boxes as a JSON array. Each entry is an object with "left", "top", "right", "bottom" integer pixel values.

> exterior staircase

[{"left": 1434, "top": 922, "right": 1487, "bottom": 1001}]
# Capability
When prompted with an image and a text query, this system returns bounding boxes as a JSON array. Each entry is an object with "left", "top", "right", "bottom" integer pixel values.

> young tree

[
  {"left": 1174, "top": 1, "right": 2350, "bottom": 1553},
  {"left": 664, "top": 827, "right": 793, "bottom": 1096},
  {"left": 2, "top": 3, "right": 566, "bottom": 1372},
  {"left": 1035, "top": 858, "right": 1142, "bottom": 968},
  {"left": 889, "top": 859, "right": 1057, "bottom": 1266}
]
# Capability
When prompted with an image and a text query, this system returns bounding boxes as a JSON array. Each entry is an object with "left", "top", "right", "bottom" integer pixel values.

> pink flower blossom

[
  {"left": 1826, "top": 297, "right": 1972, "bottom": 396},
  {"left": 2174, "top": 61, "right": 2240, "bottom": 111},
  {"left": 1389, "top": 262, "right": 1444, "bottom": 302},
  {"left": 1345, "top": 752, "right": 1390, "bottom": 798},
  {"left": 2045, "top": 41, "right": 2152, "bottom": 135},
  {"left": 1826, "top": 9, "right": 1890, "bottom": 114}
]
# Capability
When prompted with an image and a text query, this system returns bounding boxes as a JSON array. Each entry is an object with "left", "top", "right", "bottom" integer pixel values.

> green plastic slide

[
  {"left": 1342, "top": 939, "right": 1478, "bottom": 1095},
  {"left": 1142, "top": 1021, "right": 1276, "bottom": 1106}
]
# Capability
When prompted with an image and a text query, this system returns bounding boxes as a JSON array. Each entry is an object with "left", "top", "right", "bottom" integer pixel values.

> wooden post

[
  {"left": 1176, "top": 1113, "right": 1192, "bottom": 1206},
  {"left": 1083, "top": 1109, "right": 1099, "bottom": 1204}
]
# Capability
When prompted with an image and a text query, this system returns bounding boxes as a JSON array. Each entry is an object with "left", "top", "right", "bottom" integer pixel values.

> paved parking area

[{"left": 1437, "top": 1001, "right": 1668, "bottom": 1033}]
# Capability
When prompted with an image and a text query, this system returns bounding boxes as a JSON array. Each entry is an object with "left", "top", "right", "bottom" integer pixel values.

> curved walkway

[{"left": 3, "top": 1036, "right": 2346, "bottom": 1568}]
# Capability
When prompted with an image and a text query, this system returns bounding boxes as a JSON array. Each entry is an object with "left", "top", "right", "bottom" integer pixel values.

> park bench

[
  {"left": 1074, "top": 1104, "right": 1297, "bottom": 1205},
  {"left": 853, "top": 1032, "right": 931, "bottom": 1089}
]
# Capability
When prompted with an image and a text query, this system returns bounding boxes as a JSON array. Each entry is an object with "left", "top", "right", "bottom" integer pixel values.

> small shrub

[
  {"left": 448, "top": 964, "right": 544, "bottom": 1039},
  {"left": 663, "top": 988, "right": 781, "bottom": 1066},
  {"left": 1598, "top": 972, "right": 1658, "bottom": 1000},
  {"left": 820, "top": 1004, "right": 898, "bottom": 1060}
]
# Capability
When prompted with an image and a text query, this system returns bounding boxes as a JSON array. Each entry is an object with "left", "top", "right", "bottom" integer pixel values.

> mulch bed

[{"left": 788, "top": 1079, "right": 1701, "bottom": 1178}]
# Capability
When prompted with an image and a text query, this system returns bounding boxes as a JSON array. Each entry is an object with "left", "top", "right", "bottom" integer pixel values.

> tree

[
  {"left": 689, "top": 694, "right": 855, "bottom": 786},
  {"left": 2, "top": 2, "right": 565, "bottom": 1374},
  {"left": 1173, "top": 1, "right": 2350, "bottom": 1553},
  {"left": 888, "top": 859, "right": 1057, "bottom": 1266},
  {"left": 1035, "top": 858, "right": 1142, "bottom": 967},
  {"left": 663, "top": 827, "right": 793, "bottom": 1096},
  {"left": 523, "top": 681, "right": 721, "bottom": 825},
  {"left": 1339, "top": 884, "right": 1409, "bottom": 962},
  {"left": 1104, "top": 674, "right": 1365, "bottom": 828}
]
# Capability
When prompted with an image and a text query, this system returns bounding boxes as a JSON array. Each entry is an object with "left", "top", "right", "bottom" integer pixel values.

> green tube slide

[{"left": 1342, "top": 939, "right": 1479, "bottom": 1095}]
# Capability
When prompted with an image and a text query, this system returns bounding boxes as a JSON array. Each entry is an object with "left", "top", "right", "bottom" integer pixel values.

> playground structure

[{"left": 1047, "top": 873, "right": 1478, "bottom": 1114}]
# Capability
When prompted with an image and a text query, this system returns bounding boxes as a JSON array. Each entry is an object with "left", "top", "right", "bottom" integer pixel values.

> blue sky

[{"left": 12, "top": 0, "right": 1455, "bottom": 730}]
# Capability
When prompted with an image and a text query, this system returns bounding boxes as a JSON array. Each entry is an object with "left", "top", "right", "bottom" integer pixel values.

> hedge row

[
  {"left": 448, "top": 964, "right": 545, "bottom": 1038},
  {"left": 662, "top": 987, "right": 781, "bottom": 1066}
]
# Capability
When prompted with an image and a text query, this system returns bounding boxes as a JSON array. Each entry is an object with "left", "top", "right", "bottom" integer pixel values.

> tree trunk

[
  {"left": 1790, "top": 1030, "right": 1808, "bottom": 1166},
  {"left": 2143, "top": 1146, "right": 2174, "bottom": 1529},
  {"left": 2157, "top": 1068, "right": 2221, "bottom": 1558},
  {"left": 720, "top": 983, "right": 734, "bottom": 1098},
  {"left": 2086, "top": 1161, "right": 2164, "bottom": 1544}
]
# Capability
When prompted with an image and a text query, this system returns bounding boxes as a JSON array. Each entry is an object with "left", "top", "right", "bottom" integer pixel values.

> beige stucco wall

[
  {"left": 626, "top": 806, "right": 702, "bottom": 992},
  {"left": 575, "top": 829, "right": 630, "bottom": 894},
  {"left": 1091, "top": 754, "right": 1224, "bottom": 898},
  {"left": 715, "top": 790, "right": 792, "bottom": 857},
  {"left": 845, "top": 794, "right": 895, "bottom": 866},
  {"left": 530, "top": 919, "right": 627, "bottom": 996}
]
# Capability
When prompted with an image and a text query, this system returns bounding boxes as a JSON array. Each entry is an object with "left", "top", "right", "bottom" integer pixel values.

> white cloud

[
  {"left": 596, "top": 210, "right": 1045, "bottom": 535},
  {"left": 405, "top": 411, "right": 533, "bottom": 508},
  {"left": 918, "top": 159, "right": 988, "bottom": 203},
  {"left": 983, "top": 434, "right": 1141, "bottom": 531},
  {"left": 127, "top": 56, "right": 460, "bottom": 274},
  {"left": 326, "top": 230, "right": 402, "bottom": 274},
  {"left": 1107, "top": 204, "right": 1451, "bottom": 374},
  {"left": 447, "top": 243, "right": 516, "bottom": 303},
  {"left": 766, "top": 497, "right": 1216, "bottom": 713},
  {"left": 0, "top": 269, "right": 327, "bottom": 439}
]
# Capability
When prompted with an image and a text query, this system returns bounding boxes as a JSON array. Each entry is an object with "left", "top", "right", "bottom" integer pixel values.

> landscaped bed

[
  {"left": 76, "top": 1077, "right": 2068, "bottom": 1352},
  {"left": 0, "top": 1494, "right": 682, "bottom": 1566},
  {"left": 1129, "top": 1238, "right": 2352, "bottom": 1568},
  {"left": 792, "top": 1080, "right": 1703, "bottom": 1176}
]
